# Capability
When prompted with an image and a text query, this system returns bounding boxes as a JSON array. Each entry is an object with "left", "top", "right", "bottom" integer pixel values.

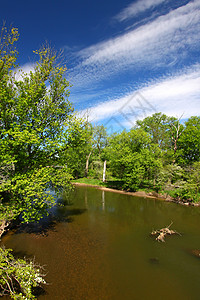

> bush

[
  {"left": 167, "top": 185, "right": 200, "bottom": 203},
  {"left": 88, "top": 160, "right": 103, "bottom": 180},
  {"left": 0, "top": 247, "right": 46, "bottom": 299}
]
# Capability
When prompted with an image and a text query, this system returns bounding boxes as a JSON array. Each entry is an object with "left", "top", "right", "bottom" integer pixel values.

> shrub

[{"left": 0, "top": 247, "right": 46, "bottom": 299}]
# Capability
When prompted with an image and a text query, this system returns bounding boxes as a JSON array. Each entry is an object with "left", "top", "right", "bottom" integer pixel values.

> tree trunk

[
  {"left": 103, "top": 160, "right": 106, "bottom": 182},
  {"left": 85, "top": 151, "right": 92, "bottom": 177}
]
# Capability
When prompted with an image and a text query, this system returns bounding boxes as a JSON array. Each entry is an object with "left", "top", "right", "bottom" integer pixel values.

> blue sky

[{"left": 1, "top": 0, "right": 200, "bottom": 132}]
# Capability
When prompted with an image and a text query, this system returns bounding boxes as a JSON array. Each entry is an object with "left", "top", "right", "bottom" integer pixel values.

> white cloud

[
  {"left": 70, "top": 0, "right": 200, "bottom": 88},
  {"left": 80, "top": 65, "right": 200, "bottom": 125},
  {"left": 15, "top": 63, "right": 35, "bottom": 81},
  {"left": 114, "top": 0, "right": 166, "bottom": 22}
]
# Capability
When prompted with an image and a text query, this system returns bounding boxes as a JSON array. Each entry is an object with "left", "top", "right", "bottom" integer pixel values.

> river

[{"left": 2, "top": 185, "right": 200, "bottom": 299}]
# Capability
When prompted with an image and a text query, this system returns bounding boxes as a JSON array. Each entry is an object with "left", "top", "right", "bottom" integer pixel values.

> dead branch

[
  {"left": 151, "top": 222, "right": 181, "bottom": 242},
  {"left": 0, "top": 220, "right": 10, "bottom": 239}
]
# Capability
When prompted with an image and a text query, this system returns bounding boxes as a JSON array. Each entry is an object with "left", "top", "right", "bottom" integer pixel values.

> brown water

[{"left": 2, "top": 186, "right": 200, "bottom": 300}]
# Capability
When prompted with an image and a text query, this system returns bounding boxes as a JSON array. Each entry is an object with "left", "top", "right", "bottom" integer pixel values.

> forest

[
  {"left": 76, "top": 113, "right": 200, "bottom": 204},
  {"left": 0, "top": 25, "right": 200, "bottom": 299}
]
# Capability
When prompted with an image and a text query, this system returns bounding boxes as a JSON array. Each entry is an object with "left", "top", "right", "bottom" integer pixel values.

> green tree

[
  {"left": 166, "top": 161, "right": 200, "bottom": 203},
  {"left": 87, "top": 125, "right": 108, "bottom": 179},
  {"left": 136, "top": 113, "right": 175, "bottom": 149},
  {"left": 0, "top": 25, "right": 19, "bottom": 80},
  {"left": 0, "top": 26, "right": 75, "bottom": 231},
  {"left": 61, "top": 117, "right": 93, "bottom": 178},
  {"left": 136, "top": 112, "right": 185, "bottom": 165},
  {"left": 176, "top": 116, "right": 200, "bottom": 165},
  {"left": 92, "top": 125, "right": 108, "bottom": 157},
  {"left": 105, "top": 129, "right": 162, "bottom": 191},
  {"left": 77, "top": 124, "right": 108, "bottom": 179}
]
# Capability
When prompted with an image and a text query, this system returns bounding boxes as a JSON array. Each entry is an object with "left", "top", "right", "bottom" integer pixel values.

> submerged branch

[{"left": 151, "top": 222, "right": 181, "bottom": 242}]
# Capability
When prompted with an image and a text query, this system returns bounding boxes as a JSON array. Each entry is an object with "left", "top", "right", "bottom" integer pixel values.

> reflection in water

[
  {"left": 102, "top": 190, "right": 105, "bottom": 211},
  {"left": 84, "top": 189, "right": 88, "bottom": 209},
  {"left": 2, "top": 186, "right": 200, "bottom": 300}
]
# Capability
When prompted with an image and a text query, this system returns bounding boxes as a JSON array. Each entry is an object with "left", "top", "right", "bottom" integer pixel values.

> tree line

[{"left": 77, "top": 114, "right": 200, "bottom": 200}]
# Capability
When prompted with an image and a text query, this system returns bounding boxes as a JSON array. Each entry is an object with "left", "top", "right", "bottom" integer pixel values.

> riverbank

[
  {"left": 72, "top": 180, "right": 200, "bottom": 207},
  {"left": 73, "top": 182, "right": 158, "bottom": 199}
]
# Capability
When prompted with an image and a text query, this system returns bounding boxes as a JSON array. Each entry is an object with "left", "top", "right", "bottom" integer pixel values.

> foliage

[
  {"left": 176, "top": 116, "right": 200, "bottom": 165},
  {"left": 0, "top": 25, "right": 89, "bottom": 299},
  {"left": 92, "top": 125, "right": 108, "bottom": 157},
  {"left": 0, "top": 25, "right": 19, "bottom": 79},
  {"left": 0, "top": 25, "right": 77, "bottom": 225},
  {"left": 84, "top": 124, "right": 108, "bottom": 178},
  {"left": 58, "top": 121, "right": 108, "bottom": 180},
  {"left": 167, "top": 186, "right": 200, "bottom": 203},
  {"left": 72, "top": 177, "right": 105, "bottom": 186},
  {"left": 180, "top": 161, "right": 200, "bottom": 202},
  {"left": 73, "top": 112, "right": 200, "bottom": 202},
  {"left": 90, "top": 113, "right": 200, "bottom": 202},
  {"left": 188, "top": 161, "right": 200, "bottom": 190},
  {"left": 88, "top": 160, "right": 103, "bottom": 179},
  {"left": 156, "top": 164, "right": 185, "bottom": 188},
  {"left": 67, "top": 123, "right": 109, "bottom": 179},
  {"left": 0, "top": 247, "right": 46, "bottom": 299},
  {"left": 72, "top": 177, "right": 124, "bottom": 191},
  {"left": 105, "top": 129, "right": 162, "bottom": 191},
  {"left": 62, "top": 118, "right": 93, "bottom": 178},
  {"left": 160, "top": 161, "right": 200, "bottom": 202},
  {"left": 136, "top": 112, "right": 176, "bottom": 150}
]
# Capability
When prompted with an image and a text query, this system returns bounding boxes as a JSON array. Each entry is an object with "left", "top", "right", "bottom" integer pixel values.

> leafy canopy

[
  {"left": 0, "top": 25, "right": 76, "bottom": 224},
  {"left": 105, "top": 129, "right": 162, "bottom": 191}
]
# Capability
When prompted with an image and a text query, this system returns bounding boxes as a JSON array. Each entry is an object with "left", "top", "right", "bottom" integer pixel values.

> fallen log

[{"left": 151, "top": 222, "right": 181, "bottom": 242}]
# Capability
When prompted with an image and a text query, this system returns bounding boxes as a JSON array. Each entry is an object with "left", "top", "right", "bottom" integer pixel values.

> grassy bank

[
  {"left": 71, "top": 178, "right": 126, "bottom": 190},
  {"left": 71, "top": 178, "right": 200, "bottom": 206}
]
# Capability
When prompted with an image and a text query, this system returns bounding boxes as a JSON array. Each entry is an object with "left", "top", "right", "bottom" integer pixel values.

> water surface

[{"left": 2, "top": 186, "right": 200, "bottom": 299}]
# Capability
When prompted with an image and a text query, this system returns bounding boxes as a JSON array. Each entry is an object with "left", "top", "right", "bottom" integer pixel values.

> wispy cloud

[
  {"left": 114, "top": 0, "right": 166, "bottom": 22},
  {"left": 70, "top": 0, "right": 200, "bottom": 89},
  {"left": 79, "top": 65, "right": 200, "bottom": 125}
]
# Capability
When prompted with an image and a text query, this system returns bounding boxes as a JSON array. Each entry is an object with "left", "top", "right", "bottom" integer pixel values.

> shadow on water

[
  {"left": 32, "top": 286, "right": 46, "bottom": 298},
  {"left": 1, "top": 190, "right": 88, "bottom": 299},
  {"left": 12, "top": 187, "right": 87, "bottom": 236},
  {"left": 2, "top": 249, "right": 48, "bottom": 298},
  {"left": 3, "top": 186, "right": 200, "bottom": 300},
  {"left": 15, "top": 205, "right": 87, "bottom": 236}
]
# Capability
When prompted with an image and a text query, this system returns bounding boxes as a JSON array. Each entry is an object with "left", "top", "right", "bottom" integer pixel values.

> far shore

[
  {"left": 73, "top": 182, "right": 158, "bottom": 199},
  {"left": 72, "top": 182, "right": 200, "bottom": 207}
]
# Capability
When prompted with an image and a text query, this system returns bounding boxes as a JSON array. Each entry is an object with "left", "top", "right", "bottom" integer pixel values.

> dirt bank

[
  {"left": 73, "top": 182, "right": 163, "bottom": 200},
  {"left": 72, "top": 182, "right": 200, "bottom": 206}
]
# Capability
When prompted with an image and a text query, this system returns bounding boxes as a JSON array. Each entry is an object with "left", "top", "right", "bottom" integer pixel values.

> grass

[
  {"left": 72, "top": 177, "right": 200, "bottom": 204},
  {"left": 72, "top": 177, "right": 125, "bottom": 190},
  {"left": 72, "top": 177, "right": 105, "bottom": 186}
]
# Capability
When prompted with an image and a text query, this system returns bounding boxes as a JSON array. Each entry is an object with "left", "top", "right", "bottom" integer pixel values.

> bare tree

[{"left": 170, "top": 115, "right": 185, "bottom": 155}]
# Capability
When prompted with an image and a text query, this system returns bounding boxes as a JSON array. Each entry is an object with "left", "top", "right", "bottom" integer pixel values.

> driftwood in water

[
  {"left": 151, "top": 222, "right": 181, "bottom": 242},
  {"left": 0, "top": 220, "right": 10, "bottom": 239}
]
